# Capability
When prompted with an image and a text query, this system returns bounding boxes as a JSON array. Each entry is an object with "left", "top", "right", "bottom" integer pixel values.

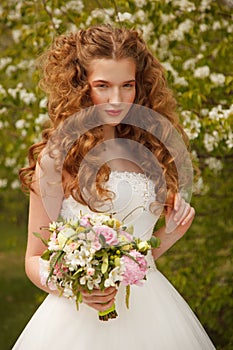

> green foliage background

[{"left": 0, "top": 1, "right": 232, "bottom": 349}]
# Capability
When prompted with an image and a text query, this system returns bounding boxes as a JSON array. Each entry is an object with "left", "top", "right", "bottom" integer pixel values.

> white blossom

[
  {"left": 117, "top": 12, "right": 133, "bottom": 22},
  {"left": 193, "top": 176, "right": 208, "bottom": 195},
  {"left": 205, "top": 157, "right": 223, "bottom": 174},
  {"left": 210, "top": 73, "right": 225, "bottom": 86},
  {"left": 15, "top": 119, "right": 26, "bottom": 129},
  {"left": 141, "top": 22, "right": 154, "bottom": 41},
  {"left": 5, "top": 157, "right": 16, "bottom": 167},
  {"left": 0, "top": 84, "right": 6, "bottom": 96},
  {"left": 135, "top": 0, "right": 147, "bottom": 7},
  {"left": 0, "top": 57, "right": 12, "bottom": 70},
  {"left": 212, "top": 21, "right": 221, "bottom": 30},
  {"left": 19, "top": 89, "right": 36, "bottom": 105},
  {"left": 199, "top": 0, "right": 212, "bottom": 12},
  {"left": 6, "top": 65, "right": 17, "bottom": 76},
  {"left": 181, "top": 110, "right": 201, "bottom": 140},
  {"left": 183, "top": 58, "right": 196, "bottom": 70},
  {"left": 173, "top": 0, "right": 196, "bottom": 12},
  {"left": 204, "top": 132, "right": 220, "bottom": 152},
  {"left": 194, "top": 65, "right": 210, "bottom": 79},
  {"left": 61, "top": 0, "right": 84, "bottom": 12},
  {"left": 11, "top": 179, "right": 20, "bottom": 189},
  {"left": 200, "top": 23, "right": 208, "bottom": 32},
  {"left": 12, "top": 29, "right": 22, "bottom": 43},
  {"left": 0, "top": 179, "right": 7, "bottom": 188},
  {"left": 226, "top": 131, "right": 233, "bottom": 148},
  {"left": 160, "top": 13, "right": 175, "bottom": 24},
  {"left": 35, "top": 113, "right": 49, "bottom": 125},
  {"left": 0, "top": 107, "right": 7, "bottom": 114}
]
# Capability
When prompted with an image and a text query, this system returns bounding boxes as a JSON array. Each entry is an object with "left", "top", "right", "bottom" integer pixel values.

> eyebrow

[{"left": 92, "top": 79, "right": 136, "bottom": 83}]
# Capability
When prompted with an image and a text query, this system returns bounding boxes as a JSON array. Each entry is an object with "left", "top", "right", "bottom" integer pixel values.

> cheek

[{"left": 90, "top": 91, "right": 107, "bottom": 105}]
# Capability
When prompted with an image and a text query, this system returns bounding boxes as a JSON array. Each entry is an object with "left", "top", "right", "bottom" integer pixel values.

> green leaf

[
  {"left": 33, "top": 231, "right": 48, "bottom": 246},
  {"left": 148, "top": 236, "right": 161, "bottom": 248},
  {"left": 101, "top": 251, "right": 109, "bottom": 274},
  {"left": 99, "top": 233, "right": 107, "bottom": 246},
  {"left": 41, "top": 249, "right": 51, "bottom": 261}
]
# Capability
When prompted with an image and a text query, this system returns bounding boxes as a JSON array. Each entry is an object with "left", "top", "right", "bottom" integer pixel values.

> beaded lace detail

[{"left": 61, "top": 171, "right": 159, "bottom": 240}]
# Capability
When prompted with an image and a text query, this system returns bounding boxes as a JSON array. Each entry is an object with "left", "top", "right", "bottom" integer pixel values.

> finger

[
  {"left": 173, "top": 198, "right": 186, "bottom": 222},
  {"left": 82, "top": 286, "right": 116, "bottom": 297},
  {"left": 175, "top": 203, "right": 191, "bottom": 225},
  {"left": 181, "top": 207, "right": 195, "bottom": 226},
  {"left": 82, "top": 289, "right": 117, "bottom": 303}
]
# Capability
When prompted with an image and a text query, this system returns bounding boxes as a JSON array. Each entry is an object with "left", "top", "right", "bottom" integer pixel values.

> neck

[{"left": 103, "top": 125, "right": 116, "bottom": 140}]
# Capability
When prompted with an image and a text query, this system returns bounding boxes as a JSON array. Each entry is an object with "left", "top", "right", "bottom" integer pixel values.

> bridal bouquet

[{"left": 36, "top": 212, "right": 160, "bottom": 321}]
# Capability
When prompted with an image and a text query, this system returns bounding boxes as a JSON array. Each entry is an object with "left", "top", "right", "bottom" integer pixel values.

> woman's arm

[
  {"left": 25, "top": 167, "right": 117, "bottom": 311},
  {"left": 152, "top": 193, "right": 195, "bottom": 260}
]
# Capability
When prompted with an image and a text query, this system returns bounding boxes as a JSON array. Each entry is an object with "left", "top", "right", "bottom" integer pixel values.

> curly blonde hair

[{"left": 19, "top": 24, "right": 189, "bottom": 211}]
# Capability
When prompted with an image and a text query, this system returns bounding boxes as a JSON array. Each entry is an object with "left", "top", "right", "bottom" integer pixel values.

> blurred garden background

[{"left": 0, "top": 0, "right": 232, "bottom": 349}]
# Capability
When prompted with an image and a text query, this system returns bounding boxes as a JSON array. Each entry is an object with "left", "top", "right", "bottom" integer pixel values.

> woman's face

[{"left": 87, "top": 58, "right": 136, "bottom": 127}]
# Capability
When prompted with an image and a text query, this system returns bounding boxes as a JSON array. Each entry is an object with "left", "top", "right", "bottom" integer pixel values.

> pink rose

[
  {"left": 80, "top": 215, "right": 92, "bottom": 228},
  {"left": 120, "top": 250, "right": 148, "bottom": 286},
  {"left": 94, "top": 225, "right": 119, "bottom": 246}
]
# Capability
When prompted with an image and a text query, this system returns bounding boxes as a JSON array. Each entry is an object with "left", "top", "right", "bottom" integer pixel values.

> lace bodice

[{"left": 60, "top": 171, "right": 161, "bottom": 241}]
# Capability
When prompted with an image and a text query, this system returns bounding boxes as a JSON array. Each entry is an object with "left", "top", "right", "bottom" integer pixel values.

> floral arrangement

[{"left": 36, "top": 212, "right": 160, "bottom": 321}]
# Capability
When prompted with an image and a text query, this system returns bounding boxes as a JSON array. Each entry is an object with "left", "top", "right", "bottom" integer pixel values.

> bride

[{"left": 13, "top": 25, "right": 215, "bottom": 349}]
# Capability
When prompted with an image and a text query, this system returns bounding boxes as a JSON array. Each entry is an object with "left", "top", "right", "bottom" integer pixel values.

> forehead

[{"left": 87, "top": 58, "right": 136, "bottom": 81}]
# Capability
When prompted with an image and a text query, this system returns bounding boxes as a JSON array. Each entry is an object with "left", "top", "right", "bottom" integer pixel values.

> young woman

[{"left": 13, "top": 25, "right": 215, "bottom": 349}]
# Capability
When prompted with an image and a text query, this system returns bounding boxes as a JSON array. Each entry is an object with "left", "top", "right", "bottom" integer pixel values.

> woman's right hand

[{"left": 81, "top": 287, "right": 118, "bottom": 312}]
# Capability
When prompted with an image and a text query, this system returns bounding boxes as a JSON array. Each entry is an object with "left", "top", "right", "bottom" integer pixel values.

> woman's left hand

[{"left": 165, "top": 193, "right": 195, "bottom": 235}]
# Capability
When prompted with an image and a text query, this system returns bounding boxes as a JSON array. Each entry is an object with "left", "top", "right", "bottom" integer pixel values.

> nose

[{"left": 108, "top": 87, "right": 121, "bottom": 104}]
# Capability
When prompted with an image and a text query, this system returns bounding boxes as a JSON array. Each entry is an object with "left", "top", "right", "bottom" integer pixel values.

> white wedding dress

[{"left": 12, "top": 171, "right": 215, "bottom": 349}]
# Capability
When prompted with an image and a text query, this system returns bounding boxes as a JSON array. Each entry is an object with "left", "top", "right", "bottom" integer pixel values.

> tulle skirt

[{"left": 12, "top": 265, "right": 215, "bottom": 350}]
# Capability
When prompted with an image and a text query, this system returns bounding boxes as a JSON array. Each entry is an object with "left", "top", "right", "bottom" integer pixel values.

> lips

[{"left": 105, "top": 109, "right": 123, "bottom": 116}]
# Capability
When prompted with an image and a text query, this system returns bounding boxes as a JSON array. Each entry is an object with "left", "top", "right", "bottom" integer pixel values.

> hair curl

[{"left": 19, "top": 24, "right": 190, "bottom": 212}]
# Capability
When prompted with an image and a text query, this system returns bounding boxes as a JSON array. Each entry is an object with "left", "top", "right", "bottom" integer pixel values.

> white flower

[
  {"left": 35, "top": 113, "right": 49, "bottom": 124},
  {"left": 194, "top": 66, "right": 210, "bottom": 79},
  {"left": 0, "top": 84, "right": 6, "bottom": 96},
  {"left": 104, "top": 266, "right": 123, "bottom": 288},
  {"left": 5, "top": 157, "right": 16, "bottom": 167},
  {"left": 226, "top": 131, "right": 233, "bottom": 149},
  {"left": 183, "top": 58, "right": 196, "bottom": 70},
  {"left": 61, "top": 0, "right": 84, "bottom": 12},
  {"left": 199, "top": 0, "right": 212, "bottom": 12},
  {"left": 0, "top": 179, "right": 7, "bottom": 188},
  {"left": 181, "top": 111, "right": 201, "bottom": 140},
  {"left": 212, "top": 21, "right": 221, "bottom": 30},
  {"left": 0, "top": 57, "right": 12, "bottom": 70},
  {"left": 11, "top": 179, "right": 20, "bottom": 189},
  {"left": 15, "top": 119, "right": 26, "bottom": 129},
  {"left": 6, "top": 65, "right": 17, "bottom": 76},
  {"left": 63, "top": 282, "right": 75, "bottom": 299},
  {"left": 79, "top": 274, "right": 101, "bottom": 290},
  {"left": 117, "top": 12, "right": 133, "bottom": 22},
  {"left": 141, "top": 22, "right": 154, "bottom": 41},
  {"left": 210, "top": 73, "right": 225, "bottom": 86},
  {"left": 173, "top": 0, "right": 196, "bottom": 11},
  {"left": 204, "top": 132, "right": 220, "bottom": 152},
  {"left": 19, "top": 89, "right": 36, "bottom": 105},
  {"left": 200, "top": 23, "right": 208, "bottom": 32},
  {"left": 39, "top": 97, "right": 48, "bottom": 108},
  {"left": 12, "top": 29, "right": 22, "bottom": 43},
  {"left": 205, "top": 157, "right": 223, "bottom": 174},
  {"left": 135, "top": 0, "right": 146, "bottom": 7}
]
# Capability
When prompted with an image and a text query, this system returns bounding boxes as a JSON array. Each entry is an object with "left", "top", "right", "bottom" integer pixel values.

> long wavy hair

[{"left": 19, "top": 24, "right": 189, "bottom": 211}]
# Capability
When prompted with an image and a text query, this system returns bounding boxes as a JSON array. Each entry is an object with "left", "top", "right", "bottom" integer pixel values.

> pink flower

[
  {"left": 120, "top": 250, "right": 148, "bottom": 286},
  {"left": 80, "top": 215, "right": 92, "bottom": 227},
  {"left": 93, "top": 225, "right": 119, "bottom": 246},
  {"left": 119, "top": 230, "right": 133, "bottom": 242}
]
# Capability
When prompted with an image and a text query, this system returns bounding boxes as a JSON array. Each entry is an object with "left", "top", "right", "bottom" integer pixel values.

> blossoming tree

[{"left": 0, "top": 0, "right": 232, "bottom": 347}]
